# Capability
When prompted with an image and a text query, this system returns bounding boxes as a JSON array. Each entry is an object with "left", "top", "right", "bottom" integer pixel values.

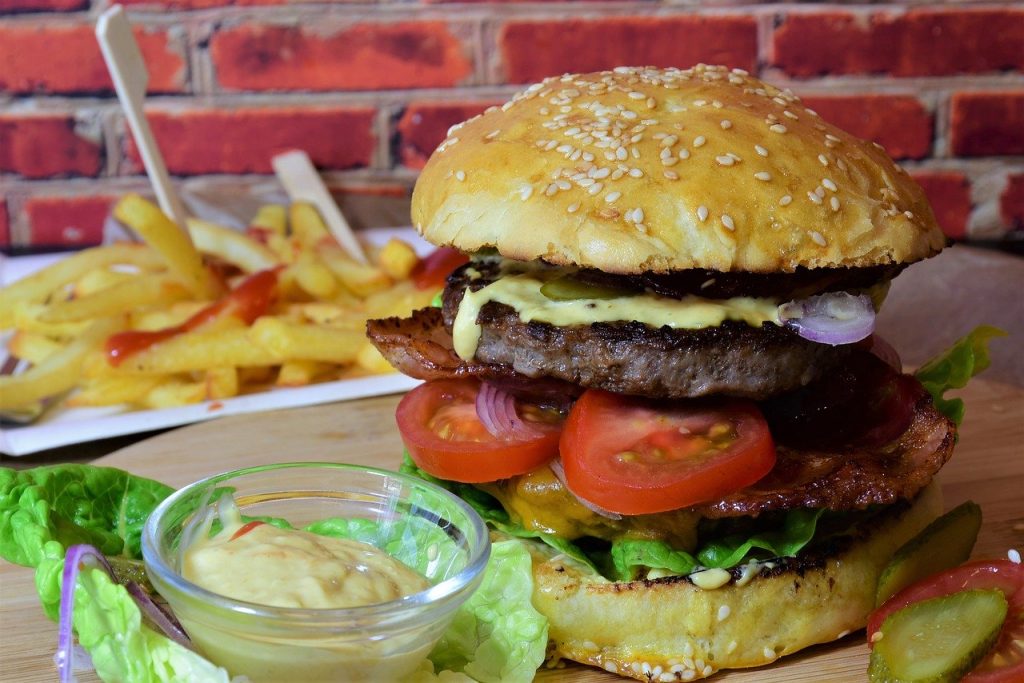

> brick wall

[{"left": 1, "top": 1, "right": 1022, "bottom": 248}]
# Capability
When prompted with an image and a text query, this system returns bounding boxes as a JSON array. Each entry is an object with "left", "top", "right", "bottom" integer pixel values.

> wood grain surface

[{"left": 2, "top": 380, "right": 1022, "bottom": 682}]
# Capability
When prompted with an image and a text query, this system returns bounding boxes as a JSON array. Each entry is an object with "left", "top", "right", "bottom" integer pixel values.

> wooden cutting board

[{"left": 2, "top": 379, "right": 1022, "bottom": 683}]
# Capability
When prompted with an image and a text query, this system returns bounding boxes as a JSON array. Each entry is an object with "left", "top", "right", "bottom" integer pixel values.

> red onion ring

[
  {"left": 867, "top": 334, "right": 902, "bottom": 371},
  {"left": 549, "top": 460, "right": 623, "bottom": 520},
  {"left": 780, "top": 292, "right": 875, "bottom": 345},
  {"left": 476, "top": 382, "right": 546, "bottom": 441}
]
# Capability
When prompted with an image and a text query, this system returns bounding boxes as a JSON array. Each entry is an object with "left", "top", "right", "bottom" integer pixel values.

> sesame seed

[
  {"left": 629, "top": 168, "right": 644, "bottom": 178},
  {"left": 703, "top": 665, "right": 713, "bottom": 677},
  {"left": 661, "top": 156, "right": 678, "bottom": 167},
  {"left": 712, "top": 100, "right": 723, "bottom": 109},
  {"left": 693, "top": 99, "right": 707, "bottom": 107},
  {"left": 605, "top": 191, "right": 622, "bottom": 203},
  {"left": 628, "top": 91, "right": 645, "bottom": 100},
  {"left": 567, "top": 202, "right": 581, "bottom": 214},
  {"left": 663, "top": 170, "right": 679, "bottom": 180},
  {"left": 593, "top": 167, "right": 611, "bottom": 179},
  {"left": 646, "top": 97, "right": 657, "bottom": 109},
  {"left": 754, "top": 171, "right": 771, "bottom": 181},
  {"left": 630, "top": 133, "right": 643, "bottom": 143},
  {"left": 578, "top": 178, "right": 595, "bottom": 187},
  {"left": 815, "top": 186, "right": 825, "bottom": 198},
  {"left": 616, "top": 147, "right": 628, "bottom": 161},
  {"left": 555, "top": 179, "right": 571, "bottom": 191},
  {"left": 679, "top": 149, "right": 690, "bottom": 159},
  {"left": 683, "top": 643, "right": 695, "bottom": 658},
  {"left": 716, "top": 155, "right": 736, "bottom": 166},
  {"left": 636, "top": 223, "right": 647, "bottom": 233},
  {"left": 722, "top": 214, "right": 735, "bottom": 230},
  {"left": 783, "top": 109, "right": 799, "bottom": 119},
  {"left": 564, "top": 126, "right": 580, "bottom": 136},
  {"left": 519, "top": 185, "right": 533, "bottom": 201},
  {"left": 727, "top": 641, "right": 738, "bottom": 654},
  {"left": 611, "top": 168, "right": 626, "bottom": 180},
  {"left": 631, "top": 146, "right": 640, "bottom": 159},
  {"left": 484, "top": 129, "right": 500, "bottom": 140},
  {"left": 770, "top": 124, "right": 788, "bottom": 134},
  {"left": 556, "top": 144, "right": 572, "bottom": 154},
  {"left": 904, "top": 210, "right": 915, "bottom": 219},
  {"left": 826, "top": 133, "right": 841, "bottom": 143},
  {"left": 763, "top": 647, "right": 776, "bottom": 660},
  {"left": 603, "top": 661, "right": 618, "bottom": 673},
  {"left": 811, "top": 231, "right": 827, "bottom": 246},
  {"left": 822, "top": 178, "right": 838, "bottom": 192},
  {"left": 755, "top": 145, "right": 768, "bottom": 156},
  {"left": 660, "top": 147, "right": 672, "bottom": 160},
  {"left": 720, "top": 119, "right": 733, "bottom": 130},
  {"left": 682, "top": 671, "right": 696, "bottom": 681},
  {"left": 455, "top": 170, "right": 466, "bottom": 182},
  {"left": 582, "top": 152, "right": 595, "bottom": 162},
  {"left": 661, "top": 135, "right": 678, "bottom": 147},
  {"left": 539, "top": 107, "right": 550, "bottom": 115},
  {"left": 807, "top": 191, "right": 823, "bottom": 205},
  {"left": 818, "top": 154, "right": 829, "bottom": 166},
  {"left": 634, "top": 207, "right": 645, "bottom": 222},
  {"left": 545, "top": 140, "right": 558, "bottom": 151},
  {"left": 831, "top": 196, "right": 841, "bottom": 211},
  {"left": 717, "top": 605, "right": 731, "bottom": 621},
  {"left": 545, "top": 183, "right": 558, "bottom": 197},
  {"left": 693, "top": 135, "right": 706, "bottom": 148},
  {"left": 697, "top": 205, "right": 709, "bottom": 222},
  {"left": 1009, "top": 549, "right": 1021, "bottom": 564},
  {"left": 779, "top": 195, "right": 793, "bottom": 206},
  {"left": 588, "top": 182, "right": 604, "bottom": 195}
]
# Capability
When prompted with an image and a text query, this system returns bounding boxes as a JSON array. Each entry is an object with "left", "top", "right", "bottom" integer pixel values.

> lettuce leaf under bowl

[{"left": 915, "top": 325, "right": 1007, "bottom": 427}]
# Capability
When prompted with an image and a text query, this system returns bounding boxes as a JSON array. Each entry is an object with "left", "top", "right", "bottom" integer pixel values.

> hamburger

[{"left": 367, "top": 64, "right": 955, "bottom": 680}]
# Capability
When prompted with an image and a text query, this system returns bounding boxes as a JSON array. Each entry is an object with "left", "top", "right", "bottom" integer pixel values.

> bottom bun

[{"left": 531, "top": 482, "right": 943, "bottom": 681}]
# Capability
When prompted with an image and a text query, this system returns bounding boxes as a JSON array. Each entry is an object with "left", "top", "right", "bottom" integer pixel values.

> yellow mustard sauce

[
  {"left": 182, "top": 520, "right": 428, "bottom": 610},
  {"left": 452, "top": 272, "right": 782, "bottom": 361}
]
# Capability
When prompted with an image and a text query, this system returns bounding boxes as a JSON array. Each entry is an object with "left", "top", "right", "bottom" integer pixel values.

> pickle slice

[
  {"left": 876, "top": 500, "right": 982, "bottom": 606},
  {"left": 539, "top": 276, "right": 636, "bottom": 301},
  {"left": 869, "top": 589, "right": 1007, "bottom": 683}
]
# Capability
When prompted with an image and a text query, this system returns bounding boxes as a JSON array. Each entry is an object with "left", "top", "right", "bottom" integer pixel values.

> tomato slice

[
  {"left": 559, "top": 391, "right": 776, "bottom": 515},
  {"left": 411, "top": 247, "right": 469, "bottom": 290},
  {"left": 396, "top": 378, "right": 563, "bottom": 483},
  {"left": 868, "top": 559, "right": 1024, "bottom": 682}
]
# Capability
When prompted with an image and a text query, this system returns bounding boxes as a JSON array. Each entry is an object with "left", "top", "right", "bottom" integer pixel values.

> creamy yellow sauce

[
  {"left": 452, "top": 272, "right": 782, "bottom": 360},
  {"left": 183, "top": 521, "right": 427, "bottom": 609}
]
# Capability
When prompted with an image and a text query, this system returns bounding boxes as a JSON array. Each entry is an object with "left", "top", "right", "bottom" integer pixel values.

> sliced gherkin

[
  {"left": 876, "top": 500, "right": 981, "bottom": 607},
  {"left": 540, "top": 276, "right": 636, "bottom": 301},
  {"left": 869, "top": 588, "right": 1006, "bottom": 683}
]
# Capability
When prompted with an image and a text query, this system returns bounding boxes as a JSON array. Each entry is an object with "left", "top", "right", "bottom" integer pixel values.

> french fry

[
  {"left": 129, "top": 301, "right": 208, "bottom": 332},
  {"left": 0, "top": 317, "right": 121, "bottom": 410},
  {"left": 320, "top": 244, "right": 392, "bottom": 297},
  {"left": 361, "top": 280, "right": 436, "bottom": 320},
  {"left": 187, "top": 218, "right": 280, "bottom": 273},
  {"left": 289, "top": 201, "right": 331, "bottom": 248},
  {"left": 276, "top": 360, "right": 332, "bottom": 387},
  {"left": 72, "top": 268, "right": 139, "bottom": 298},
  {"left": 249, "top": 317, "right": 364, "bottom": 364},
  {"left": 67, "top": 375, "right": 164, "bottom": 407},
  {"left": 251, "top": 204, "right": 287, "bottom": 234},
  {"left": 114, "top": 194, "right": 222, "bottom": 299},
  {"left": 377, "top": 238, "right": 419, "bottom": 280},
  {"left": 7, "top": 331, "right": 65, "bottom": 365},
  {"left": 13, "top": 302, "right": 92, "bottom": 338},
  {"left": 109, "top": 327, "right": 281, "bottom": 375},
  {"left": 41, "top": 273, "right": 191, "bottom": 323},
  {"left": 0, "top": 243, "right": 163, "bottom": 327},
  {"left": 204, "top": 366, "right": 239, "bottom": 399},
  {"left": 142, "top": 378, "right": 207, "bottom": 409},
  {"left": 355, "top": 341, "right": 396, "bottom": 374},
  {"left": 289, "top": 253, "right": 337, "bottom": 299}
]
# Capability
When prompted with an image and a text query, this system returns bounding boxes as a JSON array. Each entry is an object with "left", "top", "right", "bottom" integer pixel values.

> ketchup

[{"left": 106, "top": 268, "right": 280, "bottom": 366}]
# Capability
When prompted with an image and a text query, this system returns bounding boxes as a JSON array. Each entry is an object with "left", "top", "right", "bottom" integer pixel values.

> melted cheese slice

[{"left": 453, "top": 272, "right": 782, "bottom": 360}]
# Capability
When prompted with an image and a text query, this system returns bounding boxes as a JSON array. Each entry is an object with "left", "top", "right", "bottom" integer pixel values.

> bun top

[{"left": 411, "top": 65, "right": 946, "bottom": 274}]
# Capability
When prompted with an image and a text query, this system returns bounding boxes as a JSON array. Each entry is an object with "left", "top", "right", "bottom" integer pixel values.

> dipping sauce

[{"left": 182, "top": 519, "right": 429, "bottom": 610}]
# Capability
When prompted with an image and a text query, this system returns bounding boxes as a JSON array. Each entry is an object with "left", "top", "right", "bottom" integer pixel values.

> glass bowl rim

[{"left": 141, "top": 461, "right": 491, "bottom": 624}]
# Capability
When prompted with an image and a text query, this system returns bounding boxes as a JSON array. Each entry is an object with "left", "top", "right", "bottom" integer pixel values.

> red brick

[
  {"left": 500, "top": 16, "right": 757, "bottom": 84},
  {"left": 801, "top": 95, "right": 932, "bottom": 160},
  {"left": 0, "top": 24, "right": 184, "bottom": 95},
  {"left": 26, "top": 196, "right": 114, "bottom": 247},
  {"left": 397, "top": 102, "right": 499, "bottom": 169},
  {"left": 125, "top": 107, "right": 376, "bottom": 175},
  {"left": 773, "top": 9, "right": 1024, "bottom": 78},
  {"left": 1001, "top": 174, "right": 1024, "bottom": 232},
  {"left": 0, "top": 200, "right": 9, "bottom": 248},
  {"left": 211, "top": 22, "right": 472, "bottom": 91},
  {"left": 950, "top": 92, "right": 1024, "bottom": 157},
  {"left": 0, "top": 115, "right": 102, "bottom": 179},
  {"left": 911, "top": 172, "right": 971, "bottom": 240},
  {"left": 0, "top": 0, "right": 87, "bottom": 12}
]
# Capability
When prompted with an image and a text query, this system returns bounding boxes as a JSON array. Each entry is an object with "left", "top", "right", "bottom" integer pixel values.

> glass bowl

[{"left": 142, "top": 462, "right": 490, "bottom": 682}]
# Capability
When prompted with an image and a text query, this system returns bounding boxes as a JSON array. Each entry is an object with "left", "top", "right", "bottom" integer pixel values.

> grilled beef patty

[{"left": 441, "top": 262, "right": 859, "bottom": 400}]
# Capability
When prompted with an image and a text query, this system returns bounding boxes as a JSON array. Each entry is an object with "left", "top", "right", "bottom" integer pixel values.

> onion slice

[
  {"left": 867, "top": 334, "right": 902, "bottom": 371},
  {"left": 57, "top": 544, "right": 193, "bottom": 683},
  {"left": 780, "top": 292, "right": 875, "bottom": 345},
  {"left": 476, "top": 382, "right": 546, "bottom": 441},
  {"left": 549, "top": 459, "right": 623, "bottom": 520}
]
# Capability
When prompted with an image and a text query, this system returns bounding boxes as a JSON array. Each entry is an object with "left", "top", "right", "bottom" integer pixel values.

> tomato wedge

[
  {"left": 868, "top": 559, "right": 1024, "bottom": 682},
  {"left": 559, "top": 390, "right": 776, "bottom": 515},
  {"left": 396, "top": 378, "right": 563, "bottom": 483},
  {"left": 411, "top": 247, "right": 468, "bottom": 290}
]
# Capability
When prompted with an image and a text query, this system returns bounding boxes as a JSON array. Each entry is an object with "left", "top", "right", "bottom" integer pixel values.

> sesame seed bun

[
  {"left": 531, "top": 481, "right": 943, "bottom": 681},
  {"left": 412, "top": 65, "right": 945, "bottom": 274}
]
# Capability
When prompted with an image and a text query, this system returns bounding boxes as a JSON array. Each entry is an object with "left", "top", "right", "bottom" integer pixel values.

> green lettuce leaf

[
  {"left": 0, "top": 465, "right": 173, "bottom": 568},
  {"left": 915, "top": 325, "right": 1007, "bottom": 426},
  {"left": 73, "top": 565, "right": 233, "bottom": 683},
  {"left": 400, "top": 453, "right": 597, "bottom": 571},
  {"left": 609, "top": 508, "right": 825, "bottom": 581},
  {"left": 429, "top": 541, "right": 548, "bottom": 683}
]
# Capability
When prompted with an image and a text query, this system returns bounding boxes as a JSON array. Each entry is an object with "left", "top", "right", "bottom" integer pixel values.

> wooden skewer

[
  {"left": 272, "top": 150, "right": 368, "bottom": 264},
  {"left": 96, "top": 5, "right": 189, "bottom": 231}
]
